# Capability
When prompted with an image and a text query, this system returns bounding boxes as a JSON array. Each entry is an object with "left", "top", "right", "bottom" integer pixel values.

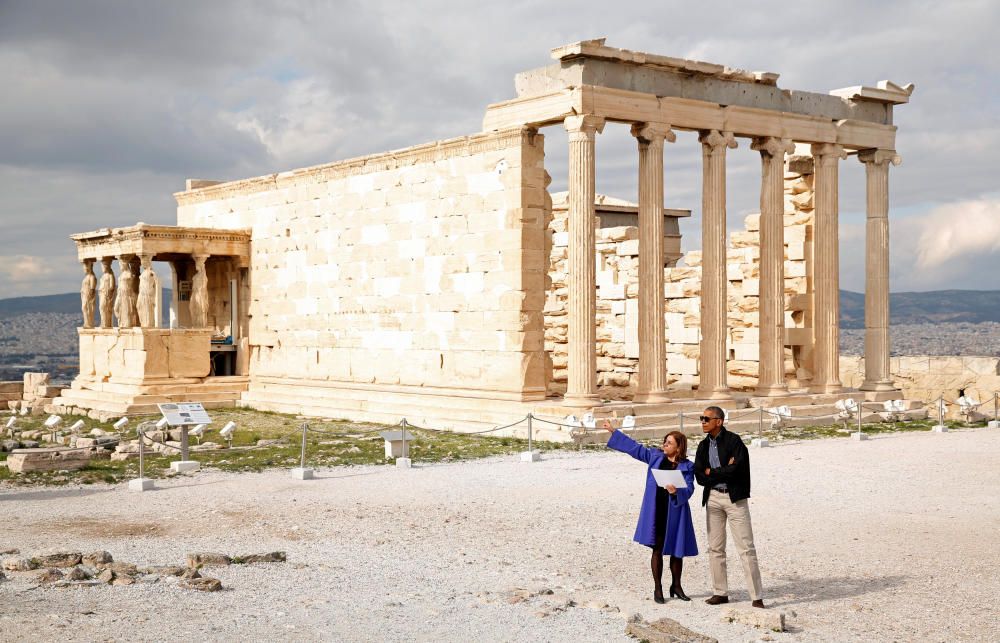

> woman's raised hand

[{"left": 601, "top": 419, "right": 615, "bottom": 433}]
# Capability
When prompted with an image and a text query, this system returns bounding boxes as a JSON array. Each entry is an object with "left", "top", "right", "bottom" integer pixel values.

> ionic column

[
  {"left": 631, "top": 122, "right": 675, "bottom": 403},
  {"left": 563, "top": 115, "right": 605, "bottom": 407},
  {"left": 114, "top": 255, "right": 138, "bottom": 328},
  {"left": 751, "top": 136, "right": 794, "bottom": 396},
  {"left": 859, "top": 149, "right": 902, "bottom": 391},
  {"left": 698, "top": 130, "right": 737, "bottom": 399},
  {"left": 98, "top": 258, "right": 116, "bottom": 328},
  {"left": 80, "top": 259, "right": 97, "bottom": 329},
  {"left": 190, "top": 254, "right": 210, "bottom": 328},
  {"left": 137, "top": 254, "right": 157, "bottom": 328},
  {"left": 811, "top": 143, "right": 848, "bottom": 393}
]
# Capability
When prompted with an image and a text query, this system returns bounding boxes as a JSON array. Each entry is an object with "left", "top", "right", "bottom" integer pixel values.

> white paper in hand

[{"left": 651, "top": 468, "right": 687, "bottom": 488}]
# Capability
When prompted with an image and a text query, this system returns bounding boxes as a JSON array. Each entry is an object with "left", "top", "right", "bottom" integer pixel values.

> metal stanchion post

[
  {"left": 128, "top": 425, "right": 154, "bottom": 491},
  {"left": 678, "top": 412, "right": 684, "bottom": 434},
  {"left": 852, "top": 402, "right": 867, "bottom": 441},
  {"left": 752, "top": 408, "right": 769, "bottom": 448},
  {"left": 521, "top": 414, "right": 540, "bottom": 462},
  {"left": 932, "top": 396, "right": 948, "bottom": 432},
  {"left": 291, "top": 422, "right": 314, "bottom": 480},
  {"left": 397, "top": 419, "right": 412, "bottom": 468},
  {"left": 170, "top": 425, "right": 200, "bottom": 473},
  {"left": 990, "top": 392, "right": 1000, "bottom": 429}
]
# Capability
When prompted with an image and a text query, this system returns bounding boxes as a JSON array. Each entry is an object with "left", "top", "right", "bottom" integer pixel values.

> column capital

[
  {"left": 751, "top": 136, "right": 794, "bottom": 158},
  {"left": 698, "top": 129, "right": 737, "bottom": 154},
  {"left": 564, "top": 114, "right": 606, "bottom": 136},
  {"left": 810, "top": 142, "right": 848, "bottom": 162},
  {"left": 630, "top": 122, "right": 676, "bottom": 144},
  {"left": 858, "top": 149, "right": 902, "bottom": 167}
]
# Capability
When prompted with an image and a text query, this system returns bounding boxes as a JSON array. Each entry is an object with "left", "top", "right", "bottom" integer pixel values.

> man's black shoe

[{"left": 705, "top": 595, "right": 729, "bottom": 605}]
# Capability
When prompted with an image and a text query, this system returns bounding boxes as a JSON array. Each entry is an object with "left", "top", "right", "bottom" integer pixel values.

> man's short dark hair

[{"left": 704, "top": 405, "right": 725, "bottom": 422}]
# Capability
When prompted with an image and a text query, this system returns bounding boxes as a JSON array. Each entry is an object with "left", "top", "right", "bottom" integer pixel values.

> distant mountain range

[
  {"left": 0, "top": 290, "right": 172, "bottom": 321},
  {"left": 2, "top": 289, "right": 999, "bottom": 328},
  {"left": 839, "top": 290, "right": 1000, "bottom": 329}
]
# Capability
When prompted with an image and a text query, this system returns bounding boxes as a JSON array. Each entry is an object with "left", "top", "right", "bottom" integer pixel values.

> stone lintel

[
  {"left": 484, "top": 86, "right": 897, "bottom": 150},
  {"left": 71, "top": 223, "right": 251, "bottom": 262},
  {"left": 829, "top": 80, "right": 915, "bottom": 105},
  {"left": 548, "top": 38, "right": 780, "bottom": 85},
  {"left": 514, "top": 43, "right": 900, "bottom": 126}
]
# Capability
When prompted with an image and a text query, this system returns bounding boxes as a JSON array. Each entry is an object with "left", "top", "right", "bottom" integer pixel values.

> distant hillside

[
  {"left": 2, "top": 289, "right": 999, "bottom": 328},
  {"left": 840, "top": 290, "right": 1000, "bottom": 329},
  {"left": 0, "top": 293, "right": 83, "bottom": 318},
  {"left": 0, "top": 290, "right": 172, "bottom": 320}
]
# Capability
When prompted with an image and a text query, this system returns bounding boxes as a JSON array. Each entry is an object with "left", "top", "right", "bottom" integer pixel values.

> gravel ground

[{"left": 1, "top": 425, "right": 998, "bottom": 642}]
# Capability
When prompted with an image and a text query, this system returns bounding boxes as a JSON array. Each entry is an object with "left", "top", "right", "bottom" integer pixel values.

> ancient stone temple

[{"left": 57, "top": 40, "right": 912, "bottom": 434}]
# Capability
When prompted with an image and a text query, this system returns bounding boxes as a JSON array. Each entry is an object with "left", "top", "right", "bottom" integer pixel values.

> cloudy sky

[{"left": 1, "top": 0, "right": 997, "bottom": 299}]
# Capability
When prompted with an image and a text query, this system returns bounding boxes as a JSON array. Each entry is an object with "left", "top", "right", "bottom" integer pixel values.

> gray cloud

[{"left": 0, "top": 0, "right": 997, "bottom": 298}]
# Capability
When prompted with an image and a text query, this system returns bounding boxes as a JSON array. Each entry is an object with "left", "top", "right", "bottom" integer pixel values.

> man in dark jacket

[{"left": 693, "top": 406, "right": 765, "bottom": 608}]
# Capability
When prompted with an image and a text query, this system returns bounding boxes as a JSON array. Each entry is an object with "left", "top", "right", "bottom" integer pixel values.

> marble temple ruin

[{"left": 55, "top": 40, "right": 913, "bottom": 436}]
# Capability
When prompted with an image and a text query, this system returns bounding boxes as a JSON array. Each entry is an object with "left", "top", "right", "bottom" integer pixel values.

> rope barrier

[{"left": 7, "top": 388, "right": 1000, "bottom": 478}]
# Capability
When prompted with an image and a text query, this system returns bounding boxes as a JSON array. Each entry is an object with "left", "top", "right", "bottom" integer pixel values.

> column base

[
  {"left": 633, "top": 391, "right": 671, "bottom": 404},
  {"left": 809, "top": 383, "right": 844, "bottom": 394},
  {"left": 754, "top": 384, "right": 789, "bottom": 397},
  {"left": 860, "top": 380, "right": 896, "bottom": 392},
  {"left": 697, "top": 385, "right": 732, "bottom": 400},
  {"left": 563, "top": 393, "right": 602, "bottom": 408}
]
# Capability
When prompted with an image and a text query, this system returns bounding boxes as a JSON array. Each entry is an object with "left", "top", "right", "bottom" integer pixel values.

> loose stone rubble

[
  {"left": 721, "top": 606, "right": 786, "bottom": 632},
  {"left": 625, "top": 614, "right": 718, "bottom": 643},
  {"left": 0, "top": 549, "right": 286, "bottom": 592}
]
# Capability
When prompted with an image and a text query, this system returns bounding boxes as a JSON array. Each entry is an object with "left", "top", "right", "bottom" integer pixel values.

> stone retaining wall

[
  {"left": 176, "top": 128, "right": 548, "bottom": 400},
  {"left": 841, "top": 355, "right": 1000, "bottom": 407}
]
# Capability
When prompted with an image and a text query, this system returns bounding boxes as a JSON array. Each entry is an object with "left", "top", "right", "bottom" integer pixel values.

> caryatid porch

[
  {"left": 486, "top": 39, "right": 912, "bottom": 408},
  {"left": 56, "top": 224, "right": 252, "bottom": 418}
]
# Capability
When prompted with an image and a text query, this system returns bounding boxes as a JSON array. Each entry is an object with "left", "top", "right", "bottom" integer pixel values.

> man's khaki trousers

[{"left": 706, "top": 489, "right": 763, "bottom": 600}]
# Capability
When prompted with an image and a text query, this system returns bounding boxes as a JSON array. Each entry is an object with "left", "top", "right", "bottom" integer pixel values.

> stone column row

[
  {"left": 558, "top": 113, "right": 899, "bottom": 407},
  {"left": 80, "top": 254, "right": 210, "bottom": 330}
]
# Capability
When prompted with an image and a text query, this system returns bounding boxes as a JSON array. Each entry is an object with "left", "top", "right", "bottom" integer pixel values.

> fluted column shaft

[
  {"left": 811, "top": 143, "right": 847, "bottom": 393},
  {"left": 632, "top": 123, "right": 675, "bottom": 403},
  {"left": 563, "top": 115, "right": 605, "bottom": 407},
  {"left": 698, "top": 130, "right": 737, "bottom": 399},
  {"left": 752, "top": 137, "right": 794, "bottom": 396},
  {"left": 859, "top": 150, "right": 901, "bottom": 391}
]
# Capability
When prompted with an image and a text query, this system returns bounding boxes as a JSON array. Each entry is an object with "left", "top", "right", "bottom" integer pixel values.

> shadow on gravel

[
  {"left": 763, "top": 574, "right": 909, "bottom": 607},
  {"left": 0, "top": 487, "right": 114, "bottom": 502}
]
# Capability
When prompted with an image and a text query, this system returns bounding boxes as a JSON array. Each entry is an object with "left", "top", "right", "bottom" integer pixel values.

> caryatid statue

[
  {"left": 80, "top": 259, "right": 97, "bottom": 329},
  {"left": 114, "top": 256, "right": 139, "bottom": 328},
  {"left": 98, "top": 257, "right": 116, "bottom": 328},
  {"left": 189, "top": 254, "right": 209, "bottom": 328},
  {"left": 137, "top": 254, "right": 157, "bottom": 328}
]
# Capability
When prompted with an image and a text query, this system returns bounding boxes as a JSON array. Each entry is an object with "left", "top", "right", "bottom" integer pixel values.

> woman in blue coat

[{"left": 604, "top": 423, "right": 698, "bottom": 603}]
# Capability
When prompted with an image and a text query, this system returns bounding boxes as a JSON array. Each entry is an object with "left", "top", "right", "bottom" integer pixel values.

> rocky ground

[{"left": 1, "top": 425, "right": 998, "bottom": 642}]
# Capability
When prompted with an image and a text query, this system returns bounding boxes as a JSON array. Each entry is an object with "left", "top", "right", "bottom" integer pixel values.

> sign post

[{"left": 157, "top": 403, "right": 212, "bottom": 473}]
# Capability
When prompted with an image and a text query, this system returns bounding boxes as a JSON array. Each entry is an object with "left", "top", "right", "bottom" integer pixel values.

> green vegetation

[{"left": 0, "top": 407, "right": 988, "bottom": 487}]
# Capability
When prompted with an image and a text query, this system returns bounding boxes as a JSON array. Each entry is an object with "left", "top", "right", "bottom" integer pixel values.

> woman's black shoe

[
  {"left": 669, "top": 585, "right": 691, "bottom": 601},
  {"left": 653, "top": 589, "right": 666, "bottom": 604}
]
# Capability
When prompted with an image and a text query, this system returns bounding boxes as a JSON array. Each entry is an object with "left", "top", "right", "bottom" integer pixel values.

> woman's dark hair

[{"left": 663, "top": 430, "right": 688, "bottom": 460}]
